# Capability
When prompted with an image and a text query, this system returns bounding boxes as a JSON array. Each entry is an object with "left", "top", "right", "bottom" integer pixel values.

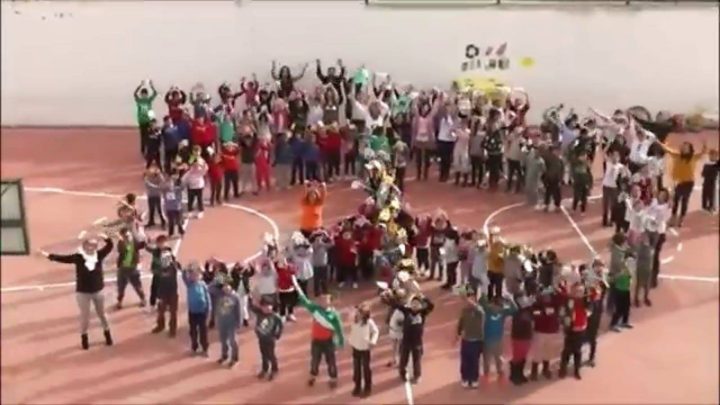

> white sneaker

[
  {"left": 470, "top": 381, "right": 479, "bottom": 389},
  {"left": 352, "top": 282, "right": 358, "bottom": 289},
  {"left": 534, "top": 204, "right": 544, "bottom": 211},
  {"left": 287, "top": 314, "right": 297, "bottom": 322},
  {"left": 548, "top": 205, "right": 556, "bottom": 213},
  {"left": 197, "top": 212, "right": 204, "bottom": 219},
  {"left": 338, "top": 282, "right": 345, "bottom": 288},
  {"left": 461, "top": 381, "right": 470, "bottom": 388}
]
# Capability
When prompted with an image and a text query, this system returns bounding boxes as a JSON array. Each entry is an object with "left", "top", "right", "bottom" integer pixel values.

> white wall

[{"left": 1, "top": 1, "right": 718, "bottom": 126}]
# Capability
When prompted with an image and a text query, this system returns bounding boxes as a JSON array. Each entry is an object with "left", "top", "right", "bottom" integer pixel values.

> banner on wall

[{"left": 460, "top": 42, "right": 535, "bottom": 73}]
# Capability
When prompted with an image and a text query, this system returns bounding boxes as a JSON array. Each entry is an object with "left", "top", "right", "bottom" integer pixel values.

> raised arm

[
  {"left": 293, "top": 63, "right": 309, "bottom": 82},
  {"left": 97, "top": 236, "right": 114, "bottom": 260},
  {"left": 315, "top": 59, "right": 328, "bottom": 83}
]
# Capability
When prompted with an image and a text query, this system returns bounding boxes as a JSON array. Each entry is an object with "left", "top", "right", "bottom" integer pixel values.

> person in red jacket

[
  {"left": 414, "top": 216, "right": 432, "bottom": 277},
  {"left": 558, "top": 281, "right": 591, "bottom": 380},
  {"left": 358, "top": 222, "right": 382, "bottom": 282},
  {"left": 207, "top": 151, "right": 224, "bottom": 206},
  {"left": 221, "top": 142, "right": 240, "bottom": 200},
  {"left": 275, "top": 255, "right": 298, "bottom": 322},
  {"left": 255, "top": 137, "right": 273, "bottom": 194},
  {"left": 318, "top": 124, "right": 342, "bottom": 182},
  {"left": 334, "top": 225, "right": 358, "bottom": 288},
  {"left": 191, "top": 115, "right": 216, "bottom": 158},
  {"left": 528, "top": 288, "right": 562, "bottom": 380}
]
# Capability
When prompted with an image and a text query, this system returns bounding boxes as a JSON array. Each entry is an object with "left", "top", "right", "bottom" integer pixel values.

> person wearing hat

[
  {"left": 40, "top": 233, "right": 115, "bottom": 350},
  {"left": 455, "top": 286, "right": 485, "bottom": 389},
  {"left": 248, "top": 292, "right": 284, "bottom": 380},
  {"left": 215, "top": 275, "right": 242, "bottom": 368}
]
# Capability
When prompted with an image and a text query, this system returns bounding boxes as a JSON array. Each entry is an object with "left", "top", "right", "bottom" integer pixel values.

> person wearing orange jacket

[{"left": 300, "top": 181, "right": 327, "bottom": 238}]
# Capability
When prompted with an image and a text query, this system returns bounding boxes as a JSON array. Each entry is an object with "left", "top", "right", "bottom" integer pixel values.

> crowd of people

[{"left": 38, "top": 59, "right": 719, "bottom": 398}]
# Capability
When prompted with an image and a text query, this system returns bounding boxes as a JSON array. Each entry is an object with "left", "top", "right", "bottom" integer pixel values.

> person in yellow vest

[
  {"left": 660, "top": 141, "right": 707, "bottom": 227},
  {"left": 486, "top": 226, "right": 505, "bottom": 300}
]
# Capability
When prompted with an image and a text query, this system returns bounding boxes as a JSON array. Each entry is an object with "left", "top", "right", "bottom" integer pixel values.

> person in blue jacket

[
  {"left": 182, "top": 262, "right": 212, "bottom": 356},
  {"left": 480, "top": 293, "right": 517, "bottom": 382}
]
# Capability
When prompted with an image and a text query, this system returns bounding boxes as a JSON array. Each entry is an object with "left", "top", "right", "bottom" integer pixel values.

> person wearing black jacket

[
  {"left": 482, "top": 124, "right": 504, "bottom": 190},
  {"left": 41, "top": 233, "right": 114, "bottom": 350},
  {"left": 393, "top": 294, "right": 435, "bottom": 384},
  {"left": 316, "top": 59, "right": 346, "bottom": 96},
  {"left": 149, "top": 241, "right": 180, "bottom": 337}
]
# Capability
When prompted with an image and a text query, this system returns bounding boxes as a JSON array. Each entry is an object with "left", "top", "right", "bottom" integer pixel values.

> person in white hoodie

[
  {"left": 349, "top": 302, "right": 379, "bottom": 398},
  {"left": 469, "top": 239, "right": 489, "bottom": 295},
  {"left": 182, "top": 159, "right": 208, "bottom": 219}
]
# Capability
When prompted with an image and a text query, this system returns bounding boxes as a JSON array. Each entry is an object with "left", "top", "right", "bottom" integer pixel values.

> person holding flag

[{"left": 292, "top": 276, "right": 345, "bottom": 389}]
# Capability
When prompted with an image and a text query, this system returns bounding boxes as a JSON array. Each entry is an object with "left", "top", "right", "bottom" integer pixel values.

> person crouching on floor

[
  {"left": 349, "top": 302, "right": 379, "bottom": 397},
  {"left": 115, "top": 227, "right": 147, "bottom": 309},
  {"left": 248, "top": 292, "right": 284, "bottom": 381},
  {"left": 182, "top": 261, "right": 211, "bottom": 357},
  {"left": 216, "top": 276, "right": 242, "bottom": 368},
  {"left": 456, "top": 286, "right": 485, "bottom": 389},
  {"left": 395, "top": 294, "right": 435, "bottom": 384},
  {"left": 510, "top": 293, "right": 534, "bottom": 385},
  {"left": 294, "top": 277, "right": 345, "bottom": 389}
]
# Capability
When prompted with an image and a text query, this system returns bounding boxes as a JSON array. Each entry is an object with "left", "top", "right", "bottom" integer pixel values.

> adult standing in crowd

[{"left": 40, "top": 233, "right": 115, "bottom": 350}]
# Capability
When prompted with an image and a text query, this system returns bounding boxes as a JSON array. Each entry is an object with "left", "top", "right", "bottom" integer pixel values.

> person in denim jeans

[{"left": 182, "top": 262, "right": 211, "bottom": 356}]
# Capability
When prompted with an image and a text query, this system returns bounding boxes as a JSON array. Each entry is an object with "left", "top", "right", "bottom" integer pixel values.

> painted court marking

[
  {"left": 1, "top": 187, "right": 281, "bottom": 293},
  {"left": 484, "top": 196, "right": 718, "bottom": 284},
  {"left": 7, "top": 186, "right": 416, "bottom": 404}
]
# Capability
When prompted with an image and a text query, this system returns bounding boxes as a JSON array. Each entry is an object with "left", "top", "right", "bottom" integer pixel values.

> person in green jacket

[
  {"left": 369, "top": 126, "right": 390, "bottom": 156},
  {"left": 293, "top": 277, "right": 344, "bottom": 389},
  {"left": 215, "top": 111, "right": 236, "bottom": 145},
  {"left": 571, "top": 153, "right": 593, "bottom": 215},
  {"left": 609, "top": 253, "right": 634, "bottom": 332},
  {"left": 134, "top": 80, "right": 158, "bottom": 156}
]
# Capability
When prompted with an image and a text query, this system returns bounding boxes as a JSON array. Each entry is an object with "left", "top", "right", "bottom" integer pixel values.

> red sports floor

[{"left": 1, "top": 128, "right": 718, "bottom": 404}]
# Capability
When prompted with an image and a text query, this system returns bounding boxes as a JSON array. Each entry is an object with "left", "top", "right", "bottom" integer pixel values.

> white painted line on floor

[
  {"left": 92, "top": 216, "right": 108, "bottom": 225},
  {"left": 658, "top": 274, "right": 718, "bottom": 283},
  {"left": 404, "top": 380, "right": 414, "bottom": 405},
  {"left": 483, "top": 193, "right": 718, "bottom": 284},
  {"left": 2, "top": 186, "right": 281, "bottom": 293},
  {"left": 677, "top": 242, "right": 683, "bottom": 252}
]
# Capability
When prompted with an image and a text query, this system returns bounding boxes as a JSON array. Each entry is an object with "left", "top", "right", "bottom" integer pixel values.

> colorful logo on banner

[{"left": 460, "top": 43, "right": 534, "bottom": 72}]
